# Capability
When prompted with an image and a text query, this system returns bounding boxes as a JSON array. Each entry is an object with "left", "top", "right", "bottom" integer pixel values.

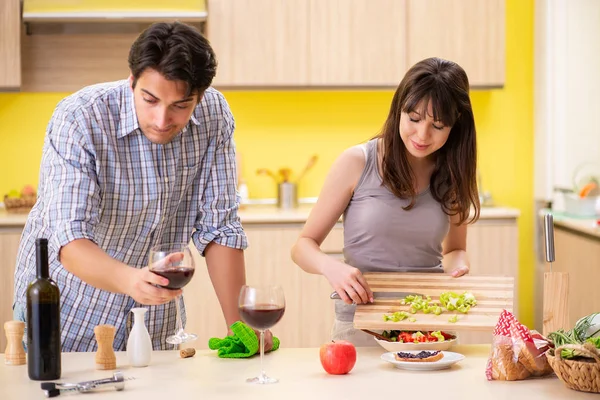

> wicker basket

[
  {"left": 546, "top": 343, "right": 600, "bottom": 393},
  {"left": 3, "top": 194, "right": 36, "bottom": 214}
]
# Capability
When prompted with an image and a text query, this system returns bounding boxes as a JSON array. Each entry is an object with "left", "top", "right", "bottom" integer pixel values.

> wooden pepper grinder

[
  {"left": 94, "top": 325, "right": 116, "bottom": 370},
  {"left": 4, "top": 321, "right": 26, "bottom": 365}
]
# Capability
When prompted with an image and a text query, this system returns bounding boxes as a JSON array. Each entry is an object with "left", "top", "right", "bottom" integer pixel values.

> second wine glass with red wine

[
  {"left": 149, "top": 242, "right": 196, "bottom": 345},
  {"left": 238, "top": 285, "right": 285, "bottom": 384}
]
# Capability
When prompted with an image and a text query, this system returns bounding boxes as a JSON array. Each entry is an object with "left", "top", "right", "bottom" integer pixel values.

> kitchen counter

[
  {"left": 0, "top": 346, "right": 589, "bottom": 400},
  {"left": 0, "top": 205, "right": 520, "bottom": 226},
  {"left": 0, "top": 211, "right": 30, "bottom": 228},
  {"left": 239, "top": 205, "right": 519, "bottom": 224},
  {"left": 553, "top": 216, "right": 600, "bottom": 240}
]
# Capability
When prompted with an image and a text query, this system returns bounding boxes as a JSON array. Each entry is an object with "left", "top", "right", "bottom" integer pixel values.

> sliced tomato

[
  {"left": 425, "top": 333, "right": 438, "bottom": 342},
  {"left": 391, "top": 330, "right": 454, "bottom": 343},
  {"left": 400, "top": 332, "right": 413, "bottom": 343},
  {"left": 440, "top": 331, "right": 455, "bottom": 340}
]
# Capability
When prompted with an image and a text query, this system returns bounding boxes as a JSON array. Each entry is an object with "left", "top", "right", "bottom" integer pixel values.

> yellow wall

[{"left": 0, "top": 0, "right": 534, "bottom": 326}]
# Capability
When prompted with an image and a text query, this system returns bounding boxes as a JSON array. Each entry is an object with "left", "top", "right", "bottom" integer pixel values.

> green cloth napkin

[{"left": 208, "top": 321, "right": 280, "bottom": 358}]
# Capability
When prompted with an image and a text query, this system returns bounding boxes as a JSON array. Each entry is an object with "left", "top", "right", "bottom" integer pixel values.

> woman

[{"left": 291, "top": 57, "right": 480, "bottom": 346}]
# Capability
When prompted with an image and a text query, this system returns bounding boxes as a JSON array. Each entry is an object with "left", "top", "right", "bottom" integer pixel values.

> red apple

[
  {"left": 21, "top": 185, "right": 36, "bottom": 197},
  {"left": 319, "top": 340, "right": 356, "bottom": 375}
]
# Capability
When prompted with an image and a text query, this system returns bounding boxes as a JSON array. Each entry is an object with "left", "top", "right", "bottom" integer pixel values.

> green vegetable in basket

[
  {"left": 574, "top": 313, "right": 600, "bottom": 342},
  {"left": 548, "top": 329, "right": 578, "bottom": 347},
  {"left": 548, "top": 312, "right": 600, "bottom": 359},
  {"left": 586, "top": 336, "right": 600, "bottom": 349}
]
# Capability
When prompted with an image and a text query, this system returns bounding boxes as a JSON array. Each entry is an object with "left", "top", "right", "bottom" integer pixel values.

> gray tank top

[{"left": 335, "top": 138, "right": 450, "bottom": 321}]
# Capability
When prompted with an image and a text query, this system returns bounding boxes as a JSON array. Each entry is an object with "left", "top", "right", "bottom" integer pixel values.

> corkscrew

[{"left": 41, "top": 371, "right": 134, "bottom": 397}]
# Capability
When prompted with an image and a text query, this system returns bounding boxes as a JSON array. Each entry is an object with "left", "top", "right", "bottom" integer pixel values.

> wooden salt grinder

[
  {"left": 4, "top": 321, "right": 26, "bottom": 365},
  {"left": 94, "top": 325, "right": 117, "bottom": 370}
]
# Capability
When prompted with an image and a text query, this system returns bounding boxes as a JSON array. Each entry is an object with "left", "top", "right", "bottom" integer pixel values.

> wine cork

[
  {"left": 179, "top": 348, "right": 196, "bottom": 359},
  {"left": 94, "top": 325, "right": 117, "bottom": 370},
  {"left": 4, "top": 321, "right": 26, "bottom": 366}
]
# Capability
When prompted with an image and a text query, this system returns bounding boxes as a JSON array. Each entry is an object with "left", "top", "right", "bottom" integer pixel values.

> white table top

[{"left": 0, "top": 345, "right": 592, "bottom": 400}]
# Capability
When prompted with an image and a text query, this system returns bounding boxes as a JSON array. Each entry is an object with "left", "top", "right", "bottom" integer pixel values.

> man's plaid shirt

[{"left": 13, "top": 80, "right": 247, "bottom": 351}]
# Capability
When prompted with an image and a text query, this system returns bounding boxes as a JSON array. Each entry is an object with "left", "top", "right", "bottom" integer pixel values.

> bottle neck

[
  {"left": 131, "top": 309, "right": 147, "bottom": 323},
  {"left": 36, "top": 239, "right": 49, "bottom": 279}
]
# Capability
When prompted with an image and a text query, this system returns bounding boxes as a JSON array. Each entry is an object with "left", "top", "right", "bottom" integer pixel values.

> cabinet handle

[{"left": 544, "top": 214, "right": 555, "bottom": 267}]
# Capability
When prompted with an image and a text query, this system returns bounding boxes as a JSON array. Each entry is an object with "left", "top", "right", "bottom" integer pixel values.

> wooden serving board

[{"left": 353, "top": 273, "right": 514, "bottom": 332}]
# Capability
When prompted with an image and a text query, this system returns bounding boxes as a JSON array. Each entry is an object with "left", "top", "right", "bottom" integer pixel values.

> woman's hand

[
  {"left": 450, "top": 265, "right": 470, "bottom": 278},
  {"left": 322, "top": 261, "right": 373, "bottom": 304}
]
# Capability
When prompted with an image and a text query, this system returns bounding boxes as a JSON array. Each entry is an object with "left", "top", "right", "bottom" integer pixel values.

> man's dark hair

[{"left": 128, "top": 22, "right": 217, "bottom": 97}]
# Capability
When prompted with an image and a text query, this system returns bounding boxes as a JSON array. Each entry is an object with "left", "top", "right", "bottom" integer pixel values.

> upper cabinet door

[
  {"left": 406, "top": 0, "right": 505, "bottom": 87},
  {"left": 0, "top": 0, "right": 21, "bottom": 90},
  {"left": 207, "top": 0, "right": 309, "bottom": 87},
  {"left": 309, "top": 0, "right": 407, "bottom": 87}
]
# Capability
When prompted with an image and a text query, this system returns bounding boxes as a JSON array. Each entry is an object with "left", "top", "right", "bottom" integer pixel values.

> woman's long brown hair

[{"left": 379, "top": 57, "right": 480, "bottom": 224}]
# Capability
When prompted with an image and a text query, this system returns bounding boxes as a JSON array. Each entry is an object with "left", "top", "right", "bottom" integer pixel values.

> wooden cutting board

[{"left": 353, "top": 273, "right": 514, "bottom": 332}]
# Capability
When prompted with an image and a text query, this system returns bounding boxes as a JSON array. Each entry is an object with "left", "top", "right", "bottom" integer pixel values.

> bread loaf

[
  {"left": 490, "top": 344, "right": 531, "bottom": 381},
  {"left": 486, "top": 310, "right": 554, "bottom": 381}
]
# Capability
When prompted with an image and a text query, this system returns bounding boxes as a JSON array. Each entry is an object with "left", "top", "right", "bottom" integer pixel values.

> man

[{"left": 13, "top": 22, "right": 272, "bottom": 351}]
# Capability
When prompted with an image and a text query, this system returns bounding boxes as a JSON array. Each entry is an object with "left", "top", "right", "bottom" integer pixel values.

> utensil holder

[{"left": 277, "top": 182, "right": 297, "bottom": 210}]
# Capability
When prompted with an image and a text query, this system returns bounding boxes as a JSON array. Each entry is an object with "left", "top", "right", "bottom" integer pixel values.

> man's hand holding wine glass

[
  {"left": 149, "top": 243, "right": 198, "bottom": 344},
  {"left": 125, "top": 266, "right": 182, "bottom": 306}
]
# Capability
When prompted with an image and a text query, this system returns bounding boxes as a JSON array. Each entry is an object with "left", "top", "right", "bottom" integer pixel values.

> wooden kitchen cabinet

[
  {"left": 309, "top": 0, "right": 407, "bottom": 86},
  {"left": 0, "top": 0, "right": 21, "bottom": 90},
  {"left": 207, "top": 0, "right": 309, "bottom": 86},
  {"left": 467, "top": 218, "right": 519, "bottom": 279},
  {"left": 406, "top": 0, "right": 505, "bottom": 87},
  {"left": 550, "top": 226, "right": 600, "bottom": 328},
  {"left": 207, "top": 0, "right": 505, "bottom": 88},
  {"left": 461, "top": 217, "right": 518, "bottom": 344},
  {"left": 14, "top": 0, "right": 507, "bottom": 91},
  {"left": 0, "top": 228, "right": 23, "bottom": 351}
]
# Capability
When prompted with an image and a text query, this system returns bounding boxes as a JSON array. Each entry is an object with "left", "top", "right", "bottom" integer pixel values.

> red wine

[
  {"left": 153, "top": 267, "right": 195, "bottom": 289},
  {"left": 239, "top": 304, "right": 285, "bottom": 330},
  {"left": 27, "top": 238, "right": 61, "bottom": 381}
]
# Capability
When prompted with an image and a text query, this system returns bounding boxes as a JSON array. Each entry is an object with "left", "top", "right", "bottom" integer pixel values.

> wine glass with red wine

[
  {"left": 149, "top": 242, "right": 196, "bottom": 345},
  {"left": 238, "top": 285, "right": 285, "bottom": 384}
]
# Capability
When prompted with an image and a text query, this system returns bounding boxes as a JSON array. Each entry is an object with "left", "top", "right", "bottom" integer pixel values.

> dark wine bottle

[{"left": 27, "top": 238, "right": 61, "bottom": 380}]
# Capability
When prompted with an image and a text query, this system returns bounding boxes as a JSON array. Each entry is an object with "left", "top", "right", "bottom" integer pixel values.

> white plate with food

[
  {"left": 373, "top": 330, "right": 457, "bottom": 352},
  {"left": 380, "top": 350, "right": 465, "bottom": 371}
]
